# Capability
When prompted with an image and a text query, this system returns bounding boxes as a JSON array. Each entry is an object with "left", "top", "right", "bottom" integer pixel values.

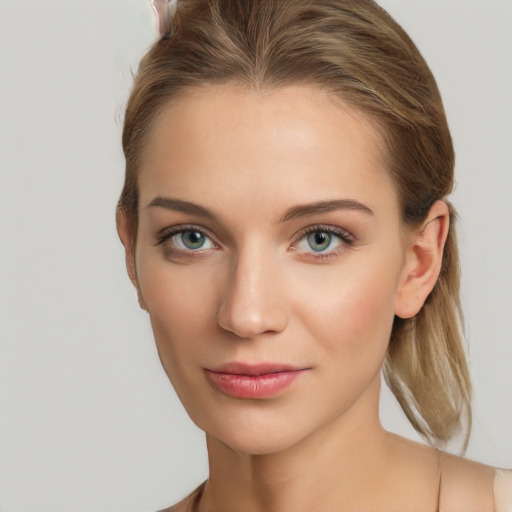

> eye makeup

[
  {"left": 154, "top": 222, "right": 356, "bottom": 263},
  {"left": 155, "top": 224, "right": 219, "bottom": 260},
  {"left": 290, "top": 224, "right": 356, "bottom": 262}
]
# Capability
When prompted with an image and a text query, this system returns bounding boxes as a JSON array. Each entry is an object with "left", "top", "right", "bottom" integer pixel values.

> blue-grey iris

[
  {"left": 181, "top": 231, "right": 206, "bottom": 250},
  {"left": 307, "top": 232, "right": 332, "bottom": 252}
]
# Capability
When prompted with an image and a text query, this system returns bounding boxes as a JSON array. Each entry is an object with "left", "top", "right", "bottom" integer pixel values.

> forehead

[{"left": 139, "top": 84, "right": 398, "bottom": 218}]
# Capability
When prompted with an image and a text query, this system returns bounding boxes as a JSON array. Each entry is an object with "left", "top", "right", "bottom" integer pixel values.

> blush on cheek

[
  {"left": 318, "top": 275, "right": 397, "bottom": 366},
  {"left": 352, "top": 287, "right": 395, "bottom": 340}
]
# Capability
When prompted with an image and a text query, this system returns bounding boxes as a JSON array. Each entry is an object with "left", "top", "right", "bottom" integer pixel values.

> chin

[
  {"left": 208, "top": 427, "right": 304, "bottom": 456},
  {"left": 191, "top": 404, "right": 319, "bottom": 456}
]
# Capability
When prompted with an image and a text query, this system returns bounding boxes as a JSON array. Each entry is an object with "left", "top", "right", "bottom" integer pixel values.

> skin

[{"left": 118, "top": 85, "right": 496, "bottom": 511}]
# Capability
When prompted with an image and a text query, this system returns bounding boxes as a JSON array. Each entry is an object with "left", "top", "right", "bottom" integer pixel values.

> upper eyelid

[
  {"left": 292, "top": 224, "right": 354, "bottom": 242},
  {"left": 155, "top": 224, "right": 218, "bottom": 247}
]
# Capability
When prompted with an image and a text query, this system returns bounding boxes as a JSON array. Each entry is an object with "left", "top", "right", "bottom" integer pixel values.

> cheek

[
  {"left": 136, "top": 252, "right": 219, "bottom": 373},
  {"left": 296, "top": 252, "right": 401, "bottom": 369},
  {"left": 343, "top": 273, "right": 396, "bottom": 341}
]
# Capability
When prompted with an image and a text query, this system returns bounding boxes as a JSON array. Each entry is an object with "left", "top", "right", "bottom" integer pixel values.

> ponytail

[{"left": 384, "top": 202, "right": 471, "bottom": 449}]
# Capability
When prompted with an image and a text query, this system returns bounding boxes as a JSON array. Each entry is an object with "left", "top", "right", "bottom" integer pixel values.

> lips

[{"left": 204, "top": 362, "right": 308, "bottom": 399}]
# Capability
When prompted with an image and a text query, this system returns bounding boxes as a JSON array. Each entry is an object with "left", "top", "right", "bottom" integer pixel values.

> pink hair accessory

[{"left": 150, "top": 0, "right": 178, "bottom": 38}]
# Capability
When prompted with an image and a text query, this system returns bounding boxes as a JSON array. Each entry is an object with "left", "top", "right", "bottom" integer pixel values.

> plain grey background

[{"left": 1, "top": 1, "right": 511, "bottom": 511}]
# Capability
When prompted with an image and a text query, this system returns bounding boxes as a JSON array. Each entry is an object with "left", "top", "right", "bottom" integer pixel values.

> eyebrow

[
  {"left": 146, "top": 197, "right": 373, "bottom": 222},
  {"left": 279, "top": 199, "right": 374, "bottom": 222},
  {"left": 146, "top": 197, "right": 217, "bottom": 219}
]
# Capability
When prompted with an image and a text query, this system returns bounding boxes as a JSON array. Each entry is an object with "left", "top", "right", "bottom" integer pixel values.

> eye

[
  {"left": 292, "top": 226, "right": 354, "bottom": 258},
  {"left": 173, "top": 230, "right": 214, "bottom": 251},
  {"left": 156, "top": 226, "right": 216, "bottom": 253}
]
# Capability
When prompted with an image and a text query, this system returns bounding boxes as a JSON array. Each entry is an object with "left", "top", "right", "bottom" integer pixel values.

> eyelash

[
  {"left": 155, "top": 224, "right": 355, "bottom": 260},
  {"left": 155, "top": 224, "right": 218, "bottom": 255},
  {"left": 291, "top": 225, "right": 355, "bottom": 261}
]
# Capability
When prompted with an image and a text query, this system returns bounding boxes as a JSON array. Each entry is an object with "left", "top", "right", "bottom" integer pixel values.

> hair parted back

[{"left": 119, "top": 0, "right": 471, "bottom": 449}]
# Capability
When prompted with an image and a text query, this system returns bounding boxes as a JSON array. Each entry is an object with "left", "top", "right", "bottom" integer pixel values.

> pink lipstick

[{"left": 204, "top": 363, "right": 307, "bottom": 399}]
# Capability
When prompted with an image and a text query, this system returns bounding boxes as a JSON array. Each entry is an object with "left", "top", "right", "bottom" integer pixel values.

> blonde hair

[{"left": 119, "top": 0, "right": 471, "bottom": 448}]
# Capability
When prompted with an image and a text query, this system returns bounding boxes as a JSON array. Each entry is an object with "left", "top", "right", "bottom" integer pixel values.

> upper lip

[{"left": 206, "top": 362, "right": 307, "bottom": 376}]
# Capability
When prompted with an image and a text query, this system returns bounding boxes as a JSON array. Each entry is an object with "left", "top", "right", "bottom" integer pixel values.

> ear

[
  {"left": 116, "top": 209, "right": 138, "bottom": 286},
  {"left": 116, "top": 209, "right": 148, "bottom": 311},
  {"left": 394, "top": 200, "right": 450, "bottom": 319}
]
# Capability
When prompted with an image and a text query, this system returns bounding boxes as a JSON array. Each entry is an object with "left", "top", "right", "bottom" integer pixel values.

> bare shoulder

[
  {"left": 494, "top": 468, "right": 512, "bottom": 512},
  {"left": 438, "top": 451, "right": 507, "bottom": 512},
  {"left": 384, "top": 433, "right": 511, "bottom": 512}
]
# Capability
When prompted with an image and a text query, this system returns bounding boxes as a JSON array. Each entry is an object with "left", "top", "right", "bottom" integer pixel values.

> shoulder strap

[{"left": 437, "top": 463, "right": 442, "bottom": 511}]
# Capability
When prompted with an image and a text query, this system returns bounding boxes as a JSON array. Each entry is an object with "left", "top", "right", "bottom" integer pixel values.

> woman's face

[{"left": 132, "top": 85, "right": 410, "bottom": 455}]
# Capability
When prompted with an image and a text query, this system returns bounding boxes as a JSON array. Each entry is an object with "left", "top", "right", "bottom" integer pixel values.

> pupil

[{"left": 309, "top": 232, "right": 331, "bottom": 251}]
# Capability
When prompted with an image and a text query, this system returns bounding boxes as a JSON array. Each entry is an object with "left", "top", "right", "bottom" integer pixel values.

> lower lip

[{"left": 204, "top": 369, "right": 304, "bottom": 399}]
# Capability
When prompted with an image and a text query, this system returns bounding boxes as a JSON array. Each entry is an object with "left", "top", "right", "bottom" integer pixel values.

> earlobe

[{"left": 394, "top": 200, "right": 450, "bottom": 319}]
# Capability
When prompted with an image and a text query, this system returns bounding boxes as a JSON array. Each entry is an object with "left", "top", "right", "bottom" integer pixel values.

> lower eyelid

[{"left": 294, "top": 238, "right": 343, "bottom": 253}]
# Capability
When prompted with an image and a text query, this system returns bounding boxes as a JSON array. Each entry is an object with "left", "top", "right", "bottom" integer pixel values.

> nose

[{"left": 216, "top": 247, "right": 288, "bottom": 339}]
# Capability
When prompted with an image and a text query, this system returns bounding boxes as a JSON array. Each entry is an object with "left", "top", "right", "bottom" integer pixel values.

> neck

[{"left": 198, "top": 375, "right": 391, "bottom": 512}]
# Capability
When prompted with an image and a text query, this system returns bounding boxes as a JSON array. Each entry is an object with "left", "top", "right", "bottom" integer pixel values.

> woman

[{"left": 116, "top": 0, "right": 511, "bottom": 510}]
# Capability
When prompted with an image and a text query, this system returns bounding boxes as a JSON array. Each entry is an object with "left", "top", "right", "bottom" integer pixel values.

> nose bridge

[{"left": 216, "top": 239, "right": 288, "bottom": 338}]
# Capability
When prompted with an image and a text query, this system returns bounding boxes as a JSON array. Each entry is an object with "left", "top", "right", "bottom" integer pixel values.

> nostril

[
  {"left": 215, "top": 252, "right": 289, "bottom": 337},
  {"left": 216, "top": 294, "right": 288, "bottom": 339}
]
